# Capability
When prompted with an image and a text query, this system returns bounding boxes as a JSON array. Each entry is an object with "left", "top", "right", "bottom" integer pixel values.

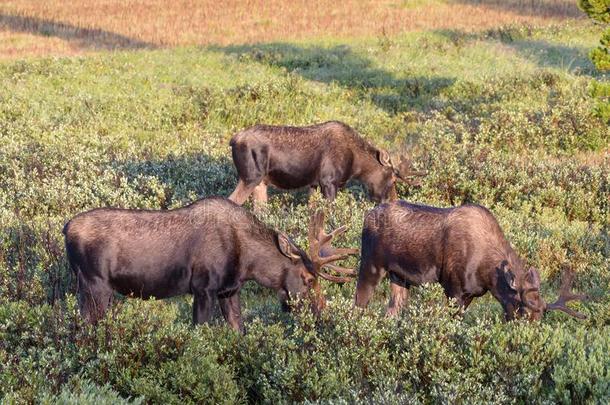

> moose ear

[
  {"left": 277, "top": 233, "right": 301, "bottom": 262},
  {"left": 501, "top": 261, "right": 517, "bottom": 291},
  {"left": 378, "top": 149, "right": 392, "bottom": 167},
  {"left": 525, "top": 267, "right": 541, "bottom": 289}
]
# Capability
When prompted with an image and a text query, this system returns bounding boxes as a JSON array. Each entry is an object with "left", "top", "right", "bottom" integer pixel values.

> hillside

[{"left": 0, "top": 2, "right": 608, "bottom": 403}]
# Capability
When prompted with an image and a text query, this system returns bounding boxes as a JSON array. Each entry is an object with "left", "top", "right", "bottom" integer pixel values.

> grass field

[
  {"left": 0, "top": 1, "right": 609, "bottom": 403},
  {"left": 0, "top": 0, "right": 584, "bottom": 58}
]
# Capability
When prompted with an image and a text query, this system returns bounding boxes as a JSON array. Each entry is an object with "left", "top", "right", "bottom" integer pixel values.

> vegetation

[
  {"left": 578, "top": 0, "right": 610, "bottom": 122},
  {"left": 0, "top": 0, "right": 584, "bottom": 59},
  {"left": 0, "top": 2, "right": 609, "bottom": 403}
]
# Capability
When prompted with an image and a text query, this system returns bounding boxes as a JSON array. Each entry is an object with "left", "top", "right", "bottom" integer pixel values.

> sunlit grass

[{"left": 0, "top": 0, "right": 585, "bottom": 59}]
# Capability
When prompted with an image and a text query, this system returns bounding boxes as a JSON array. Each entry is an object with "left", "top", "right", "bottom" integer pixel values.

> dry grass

[{"left": 0, "top": 0, "right": 584, "bottom": 59}]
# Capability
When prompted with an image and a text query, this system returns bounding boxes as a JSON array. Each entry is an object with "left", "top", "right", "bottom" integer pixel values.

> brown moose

[
  {"left": 354, "top": 201, "right": 588, "bottom": 320},
  {"left": 228, "top": 121, "right": 425, "bottom": 207},
  {"left": 63, "top": 197, "right": 357, "bottom": 332}
]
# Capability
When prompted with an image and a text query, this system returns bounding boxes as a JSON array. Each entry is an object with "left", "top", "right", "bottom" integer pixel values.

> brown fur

[
  {"left": 354, "top": 201, "right": 545, "bottom": 320},
  {"left": 64, "top": 197, "right": 322, "bottom": 332},
  {"left": 228, "top": 121, "right": 418, "bottom": 206}
]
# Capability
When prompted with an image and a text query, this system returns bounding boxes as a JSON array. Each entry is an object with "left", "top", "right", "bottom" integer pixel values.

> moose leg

[
  {"left": 320, "top": 181, "right": 338, "bottom": 201},
  {"left": 502, "top": 304, "right": 519, "bottom": 322},
  {"left": 252, "top": 182, "right": 268, "bottom": 212},
  {"left": 354, "top": 265, "right": 386, "bottom": 308},
  {"left": 219, "top": 294, "right": 244, "bottom": 333},
  {"left": 462, "top": 296, "right": 474, "bottom": 310},
  {"left": 228, "top": 180, "right": 259, "bottom": 205},
  {"left": 230, "top": 141, "right": 268, "bottom": 205},
  {"left": 78, "top": 275, "right": 113, "bottom": 324},
  {"left": 386, "top": 282, "right": 409, "bottom": 317},
  {"left": 192, "top": 291, "right": 216, "bottom": 325}
]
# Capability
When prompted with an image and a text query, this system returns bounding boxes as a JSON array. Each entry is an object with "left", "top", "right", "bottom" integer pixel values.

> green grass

[{"left": 0, "top": 22, "right": 609, "bottom": 403}]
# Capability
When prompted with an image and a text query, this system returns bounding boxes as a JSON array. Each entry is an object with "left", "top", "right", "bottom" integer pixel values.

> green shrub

[
  {"left": 0, "top": 23, "right": 608, "bottom": 403},
  {"left": 38, "top": 377, "right": 143, "bottom": 405}
]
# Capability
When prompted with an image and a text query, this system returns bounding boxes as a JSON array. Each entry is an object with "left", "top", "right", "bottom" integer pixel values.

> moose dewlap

[{"left": 355, "top": 201, "right": 587, "bottom": 320}]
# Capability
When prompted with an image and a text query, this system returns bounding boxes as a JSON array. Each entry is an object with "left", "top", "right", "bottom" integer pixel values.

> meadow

[
  {"left": 0, "top": 0, "right": 583, "bottom": 58},
  {"left": 0, "top": 0, "right": 609, "bottom": 403}
]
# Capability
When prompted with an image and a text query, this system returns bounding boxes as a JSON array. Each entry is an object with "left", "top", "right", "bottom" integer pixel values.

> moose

[
  {"left": 354, "top": 201, "right": 588, "bottom": 320},
  {"left": 63, "top": 197, "right": 357, "bottom": 332},
  {"left": 228, "top": 121, "right": 425, "bottom": 207}
]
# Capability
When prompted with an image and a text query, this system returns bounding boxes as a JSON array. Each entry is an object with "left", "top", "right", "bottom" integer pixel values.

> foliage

[
  {"left": 38, "top": 378, "right": 144, "bottom": 405},
  {"left": 579, "top": 0, "right": 610, "bottom": 121},
  {"left": 1, "top": 288, "right": 609, "bottom": 403},
  {"left": 0, "top": 22, "right": 609, "bottom": 403}
]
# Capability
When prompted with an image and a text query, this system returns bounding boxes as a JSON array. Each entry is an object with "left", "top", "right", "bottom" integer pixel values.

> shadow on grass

[
  {"left": 211, "top": 43, "right": 455, "bottom": 114},
  {"left": 0, "top": 13, "right": 156, "bottom": 51},
  {"left": 450, "top": 0, "right": 582, "bottom": 19},
  {"left": 438, "top": 28, "right": 595, "bottom": 74},
  {"left": 508, "top": 39, "right": 594, "bottom": 73}
]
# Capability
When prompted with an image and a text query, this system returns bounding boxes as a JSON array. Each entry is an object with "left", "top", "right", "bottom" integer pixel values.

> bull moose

[
  {"left": 228, "top": 121, "right": 425, "bottom": 207},
  {"left": 354, "top": 201, "right": 588, "bottom": 320},
  {"left": 63, "top": 197, "right": 357, "bottom": 332}
]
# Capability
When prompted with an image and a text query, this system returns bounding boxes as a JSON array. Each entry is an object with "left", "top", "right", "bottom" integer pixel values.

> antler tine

[
  {"left": 323, "top": 263, "right": 357, "bottom": 275},
  {"left": 545, "top": 304, "right": 587, "bottom": 320},
  {"left": 314, "top": 212, "right": 357, "bottom": 258},
  {"left": 545, "top": 267, "right": 588, "bottom": 319},
  {"left": 307, "top": 208, "right": 358, "bottom": 283},
  {"left": 308, "top": 209, "right": 324, "bottom": 258},
  {"left": 319, "top": 254, "right": 352, "bottom": 266},
  {"left": 407, "top": 170, "right": 428, "bottom": 177},
  {"left": 319, "top": 225, "right": 348, "bottom": 245},
  {"left": 389, "top": 153, "right": 427, "bottom": 185},
  {"left": 560, "top": 268, "right": 574, "bottom": 290},
  {"left": 317, "top": 272, "right": 354, "bottom": 283},
  {"left": 327, "top": 247, "right": 360, "bottom": 256},
  {"left": 558, "top": 268, "right": 589, "bottom": 302}
]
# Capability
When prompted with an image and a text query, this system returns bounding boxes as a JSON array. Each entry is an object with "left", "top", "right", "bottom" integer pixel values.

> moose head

[
  {"left": 374, "top": 150, "right": 427, "bottom": 201},
  {"left": 501, "top": 263, "right": 588, "bottom": 321},
  {"left": 277, "top": 209, "right": 358, "bottom": 313}
]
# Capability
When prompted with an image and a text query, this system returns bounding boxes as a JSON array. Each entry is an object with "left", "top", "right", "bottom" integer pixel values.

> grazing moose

[
  {"left": 63, "top": 197, "right": 357, "bottom": 332},
  {"left": 228, "top": 121, "right": 425, "bottom": 207},
  {"left": 354, "top": 201, "right": 588, "bottom": 320}
]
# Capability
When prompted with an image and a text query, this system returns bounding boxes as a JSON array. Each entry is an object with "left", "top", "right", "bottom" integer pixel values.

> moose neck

[
  {"left": 487, "top": 247, "right": 524, "bottom": 292},
  {"left": 241, "top": 233, "right": 291, "bottom": 291},
  {"left": 353, "top": 150, "right": 383, "bottom": 186}
]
